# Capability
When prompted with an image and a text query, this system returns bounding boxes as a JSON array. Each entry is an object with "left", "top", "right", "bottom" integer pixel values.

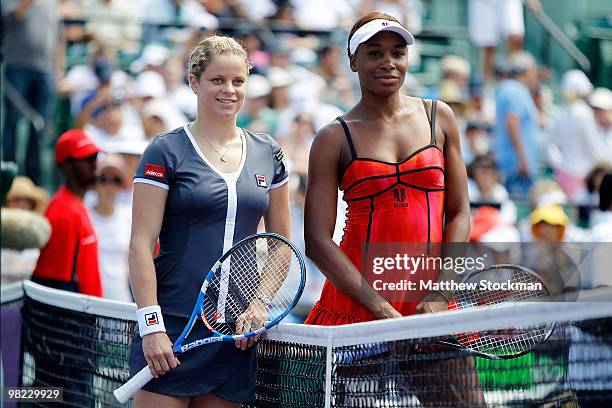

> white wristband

[{"left": 137, "top": 305, "right": 166, "bottom": 337}]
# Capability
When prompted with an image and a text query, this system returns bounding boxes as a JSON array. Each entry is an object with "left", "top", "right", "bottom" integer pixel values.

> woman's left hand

[
  {"left": 234, "top": 300, "right": 267, "bottom": 350},
  {"left": 415, "top": 301, "right": 448, "bottom": 314}
]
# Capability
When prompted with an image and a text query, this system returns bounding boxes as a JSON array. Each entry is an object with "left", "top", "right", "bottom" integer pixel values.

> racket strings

[
  {"left": 203, "top": 237, "right": 302, "bottom": 336},
  {"left": 452, "top": 266, "right": 554, "bottom": 356}
]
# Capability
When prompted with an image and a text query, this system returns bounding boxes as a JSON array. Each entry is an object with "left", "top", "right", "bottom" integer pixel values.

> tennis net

[{"left": 1, "top": 281, "right": 611, "bottom": 407}]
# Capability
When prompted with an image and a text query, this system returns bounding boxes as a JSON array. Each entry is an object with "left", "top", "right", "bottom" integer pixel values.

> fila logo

[
  {"left": 145, "top": 312, "right": 159, "bottom": 326},
  {"left": 144, "top": 164, "right": 165, "bottom": 180},
  {"left": 256, "top": 174, "right": 267, "bottom": 188}
]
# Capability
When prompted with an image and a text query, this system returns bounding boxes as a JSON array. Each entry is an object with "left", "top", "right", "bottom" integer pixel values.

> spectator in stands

[
  {"left": 591, "top": 172, "right": 612, "bottom": 242},
  {"left": 493, "top": 51, "right": 541, "bottom": 198},
  {"left": 282, "top": 112, "right": 315, "bottom": 179},
  {"left": 129, "top": 43, "right": 170, "bottom": 76},
  {"left": 438, "top": 79, "right": 468, "bottom": 127},
  {"left": 161, "top": 55, "right": 198, "bottom": 120},
  {"left": 468, "top": 0, "right": 541, "bottom": 81},
  {"left": 87, "top": 154, "right": 132, "bottom": 302},
  {"left": 425, "top": 55, "right": 471, "bottom": 102},
  {"left": 82, "top": 0, "right": 141, "bottom": 54},
  {"left": 140, "top": 0, "right": 213, "bottom": 44},
  {"left": 527, "top": 204, "right": 580, "bottom": 293},
  {"left": 1, "top": 0, "right": 60, "bottom": 185},
  {"left": 462, "top": 121, "right": 491, "bottom": 165},
  {"left": 57, "top": 43, "right": 131, "bottom": 118},
  {"left": 315, "top": 45, "right": 344, "bottom": 86},
  {"left": 104, "top": 137, "right": 149, "bottom": 207},
  {"left": 572, "top": 163, "right": 611, "bottom": 227},
  {"left": 440, "top": 55, "right": 471, "bottom": 97},
  {"left": 132, "top": 70, "right": 188, "bottom": 138},
  {"left": 465, "top": 75, "right": 495, "bottom": 126},
  {"left": 32, "top": 129, "right": 103, "bottom": 296},
  {"left": 467, "top": 155, "right": 517, "bottom": 223},
  {"left": 589, "top": 87, "right": 612, "bottom": 152},
  {"left": 589, "top": 173, "right": 612, "bottom": 288},
  {"left": 236, "top": 29, "right": 269, "bottom": 75},
  {"left": 74, "top": 84, "right": 147, "bottom": 151},
  {"left": 1, "top": 177, "right": 50, "bottom": 284},
  {"left": 268, "top": 0, "right": 295, "bottom": 26},
  {"left": 469, "top": 205, "right": 520, "bottom": 264},
  {"left": 291, "top": 0, "right": 353, "bottom": 30},
  {"left": 358, "top": 0, "right": 424, "bottom": 34},
  {"left": 204, "top": 0, "right": 248, "bottom": 19},
  {"left": 237, "top": 74, "right": 276, "bottom": 133},
  {"left": 549, "top": 70, "right": 607, "bottom": 202},
  {"left": 4, "top": 176, "right": 49, "bottom": 214}
]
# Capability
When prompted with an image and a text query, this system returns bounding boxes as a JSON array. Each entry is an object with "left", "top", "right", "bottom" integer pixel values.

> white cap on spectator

[
  {"left": 348, "top": 19, "right": 414, "bottom": 56},
  {"left": 130, "top": 44, "right": 170, "bottom": 73},
  {"left": 186, "top": 12, "right": 220, "bottom": 30},
  {"left": 247, "top": 74, "right": 271, "bottom": 99},
  {"left": 143, "top": 100, "right": 188, "bottom": 130},
  {"left": 268, "top": 67, "right": 292, "bottom": 88},
  {"left": 507, "top": 51, "right": 537, "bottom": 76},
  {"left": 440, "top": 55, "right": 471, "bottom": 78},
  {"left": 480, "top": 225, "right": 521, "bottom": 251},
  {"left": 105, "top": 138, "right": 149, "bottom": 156},
  {"left": 96, "top": 154, "right": 129, "bottom": 188},
  {"left": 290, "top": 47, "right": 318, "bottom": 67},
  {"left": 561, "top": 69, "right": 593, "bottom": 97},
  {"left": 136, "top": 71, "right": 167, "bottom": 98},
  {"left": 589, "top": 87, "right": 612, "bottom": 110}
]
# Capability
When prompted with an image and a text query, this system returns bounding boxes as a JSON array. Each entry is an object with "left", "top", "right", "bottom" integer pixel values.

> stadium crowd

[{"left": 2, "top": 0, "right": 611, "bottom": 317}]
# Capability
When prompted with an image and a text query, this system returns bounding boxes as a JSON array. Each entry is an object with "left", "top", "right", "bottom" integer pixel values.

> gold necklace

[
  {"left": 194, "top": 126, "right": 240, "bottom": 162},
  {"left": 202, "top": 136, "right": 232, "bottom": 162}
]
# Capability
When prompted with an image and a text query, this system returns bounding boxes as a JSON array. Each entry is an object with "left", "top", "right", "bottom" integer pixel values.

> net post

[{"left": 324, "top": 331, "right": 333, "bottom": 408}]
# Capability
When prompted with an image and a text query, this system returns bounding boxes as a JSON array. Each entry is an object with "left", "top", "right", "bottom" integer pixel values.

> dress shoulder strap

[
  {"left": 336, "top": 117, "right": 357, "bottom": 160},
  {"left": 422, "top": 99, "right": 438, "bottom": 146}
]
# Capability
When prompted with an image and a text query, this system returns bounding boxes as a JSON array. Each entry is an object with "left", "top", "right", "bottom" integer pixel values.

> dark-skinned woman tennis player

[{"left": 303, "top": 12, "right": 485, "bottom": 406}]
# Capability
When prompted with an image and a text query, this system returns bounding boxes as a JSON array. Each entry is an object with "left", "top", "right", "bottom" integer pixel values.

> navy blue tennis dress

[{"left": 129, "top": 125, "right": 288, "bottom": 400}]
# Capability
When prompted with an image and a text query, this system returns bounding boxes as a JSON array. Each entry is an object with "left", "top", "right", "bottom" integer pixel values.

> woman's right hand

[
  {"left": 142, "top": 332, "right": 180, "bottom": 378},
  {"left": 372, "top": 302, "right": 403, "bottom": 320}
]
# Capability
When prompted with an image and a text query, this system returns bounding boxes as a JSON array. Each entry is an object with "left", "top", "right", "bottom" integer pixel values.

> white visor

[{"left": 349, "top": 19, "right": 414, "bottom": 56}]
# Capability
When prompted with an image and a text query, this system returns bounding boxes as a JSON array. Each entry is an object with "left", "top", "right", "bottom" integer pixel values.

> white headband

[{"left": 349, "top": 19, "right": 414, "bottom": 56}]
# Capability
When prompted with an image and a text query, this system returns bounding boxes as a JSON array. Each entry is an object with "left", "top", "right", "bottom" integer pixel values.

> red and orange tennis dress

[{"left": 305, "top": 100, "right": 445, "bottom": 325}]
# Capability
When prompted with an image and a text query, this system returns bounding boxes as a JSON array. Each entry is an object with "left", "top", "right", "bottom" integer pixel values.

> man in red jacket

[{"left": 32, "top": 129, "right": 103, "bottom": 296}]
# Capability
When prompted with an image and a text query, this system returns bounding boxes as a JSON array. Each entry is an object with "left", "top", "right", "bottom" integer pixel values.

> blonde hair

[{"left": 188, "top": 35, "right": 252, "bottom": 79}]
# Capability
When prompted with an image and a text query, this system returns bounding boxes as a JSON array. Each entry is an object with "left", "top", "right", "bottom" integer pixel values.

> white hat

[
  {"left": 589, "top": 87, "right": 612, "bottom": 110},
  {"left": 247, "top": 74, "right": 271, "bottom": 99},
  {"left": 130, "top": 44, "right": 170, "bottom": 73},
  {"left": 561, "top": 69, "right": 593, "bottom": 97},
  {"left": 267, "top": 67, "right": 292, "bottom": 88},
  {"left": 348, "top": 19, "right": 414, "bottom": 56},
  {"left": 135, "top": 71, "right": 167, "bottom": 98},
  {"left": 289, "top": 47, "right": 318, "bottom": 67},
  {"left": 441, "top": 55, "right": 471, "bottom": 78},
  {"left": 105, "top": 138, "right": 149, "bottom": 156}
]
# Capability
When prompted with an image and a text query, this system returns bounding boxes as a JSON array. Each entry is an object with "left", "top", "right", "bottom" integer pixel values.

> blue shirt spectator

[{"left": 494, "top": 55, "right": 540, "bottom": 197}]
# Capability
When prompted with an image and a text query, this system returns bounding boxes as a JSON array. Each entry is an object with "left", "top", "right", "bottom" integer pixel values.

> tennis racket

[
  {"left": 114, "top": 233, "right": 306, "bottom": 403},
  {"left": 436, "top": 264, "right": 555, "bottom": 359}
]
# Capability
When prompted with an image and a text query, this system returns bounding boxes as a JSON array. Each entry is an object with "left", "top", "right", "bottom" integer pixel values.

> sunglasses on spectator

[{"left": 96, "top": 175, "right": 123, "bottom": 185}]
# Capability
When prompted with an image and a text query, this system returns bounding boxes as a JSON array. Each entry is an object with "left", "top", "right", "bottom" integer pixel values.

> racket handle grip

[{"left": 114, "top": 366, "right": 154, "bottom": 404}]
